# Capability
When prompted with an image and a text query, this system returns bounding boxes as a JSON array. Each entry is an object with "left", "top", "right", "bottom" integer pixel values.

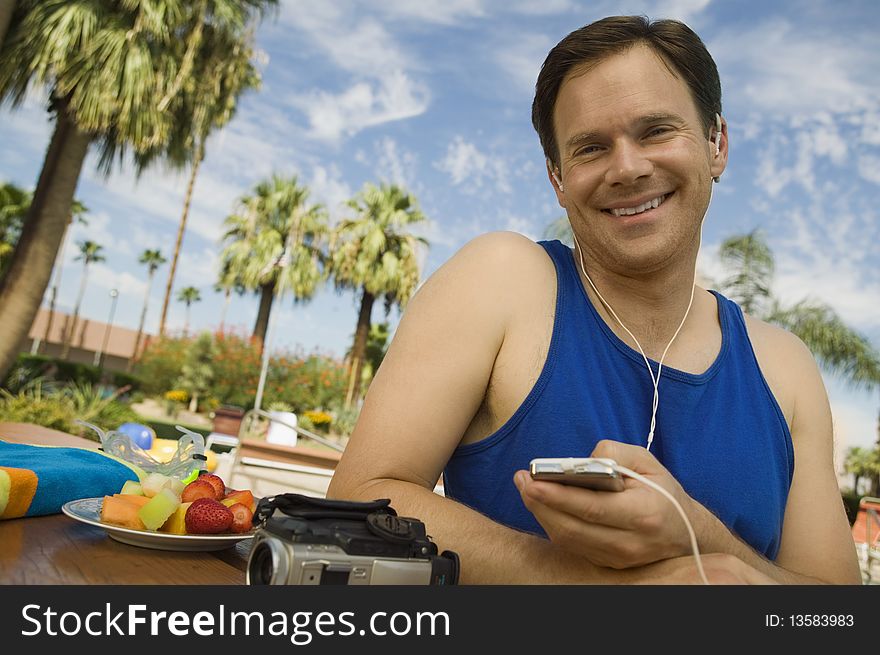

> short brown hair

[{"left": 532, "top": 15, "right": 722, "bottom": 168}]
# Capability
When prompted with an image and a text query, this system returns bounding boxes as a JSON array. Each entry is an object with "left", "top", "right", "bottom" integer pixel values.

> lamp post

[{"left": 95, "top": 288, "right": 119, "bottom": 373}]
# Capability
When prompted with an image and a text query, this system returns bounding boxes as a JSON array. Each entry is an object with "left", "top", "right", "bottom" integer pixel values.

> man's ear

[
  {"left": 710, "top": 115, "right": 728, "bottom": 182},
  {"left": 547, "top": 159, "right": 565, "bottom": 207}
]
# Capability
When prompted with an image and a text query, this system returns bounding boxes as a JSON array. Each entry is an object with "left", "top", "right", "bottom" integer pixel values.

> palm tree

[
  {"left": 844, "top": 446, "right": 875, "bottom": 494},
  {"left": 331, "top": 183, "right": 428, "bottom": 407},
  {"left": 0, "top": 181, "right": 31, "bottom": 276},
  {"left": 156, "top": 19, "right": 267, "bottom": 338},
  {"left": 716, "top": 229, "right": 880, "bottom": 390},
  {"left": 59, "top": 240, "right": 104, "bottom": 359},
  {"left": 128, "top": 249, "right": 167, "bottom": 371},
  {"left": 41, "top": 198, "right": 88, "bottom": 354},
  {"left": 0, "top": 0, "right": 276, "bottom": 382},
  {"left": 176, "top": 287, "right": 202, "bottom": 336},
  {"left": 218, "top": 175, "right": 329, "bottom": 348},
  {"left": 0, "top": 1, "right": 14, "bottom": 52}
]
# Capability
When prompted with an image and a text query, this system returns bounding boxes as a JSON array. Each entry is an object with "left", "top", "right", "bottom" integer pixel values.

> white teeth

[{"left": 609, "top": 194, "right": 666, "bottom": 217}]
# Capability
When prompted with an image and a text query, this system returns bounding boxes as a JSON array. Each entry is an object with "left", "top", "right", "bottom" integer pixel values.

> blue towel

[{"left": 0, "top": 441, "right": 141, "bottom": 518}]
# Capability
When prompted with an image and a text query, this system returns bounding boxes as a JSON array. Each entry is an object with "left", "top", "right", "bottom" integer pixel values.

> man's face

[{"left": 550, "top": 44, "right": 726, "bottom": 277}]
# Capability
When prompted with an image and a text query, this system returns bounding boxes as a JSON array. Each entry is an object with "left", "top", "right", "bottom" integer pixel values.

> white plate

[{"left": 62, "top": 497, "right": 255, "bottom": 551}]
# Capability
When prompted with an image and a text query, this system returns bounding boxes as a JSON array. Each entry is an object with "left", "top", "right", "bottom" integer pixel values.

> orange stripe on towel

[{"left": 0, "top": 466, "right": 39, "bottom": 519}]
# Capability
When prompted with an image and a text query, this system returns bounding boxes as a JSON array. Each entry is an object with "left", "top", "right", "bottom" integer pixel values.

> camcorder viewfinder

[{"left": 247, "top": 493, "right": 460, "bottom": 585}]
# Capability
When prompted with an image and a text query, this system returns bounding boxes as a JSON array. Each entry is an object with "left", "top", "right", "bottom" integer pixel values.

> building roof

[{"left": 28, "top": 308, "right": 150, "bottom": 359}]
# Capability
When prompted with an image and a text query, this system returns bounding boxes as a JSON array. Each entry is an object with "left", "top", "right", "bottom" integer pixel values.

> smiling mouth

[{"left": 602, "top": 192, "right": 672, "bottom": 217}]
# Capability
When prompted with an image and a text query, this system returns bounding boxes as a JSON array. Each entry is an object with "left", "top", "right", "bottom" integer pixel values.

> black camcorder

[{"left": 246, "top": 493, "right": 460, "bottom": 585}]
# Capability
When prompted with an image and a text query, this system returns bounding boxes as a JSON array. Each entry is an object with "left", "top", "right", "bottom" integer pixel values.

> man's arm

[
  {"left": 329, "top": 232, "right": 588, "bottom": 583},
  {"left": 695, "top": 329, "right": 862, "bottom": 584}
]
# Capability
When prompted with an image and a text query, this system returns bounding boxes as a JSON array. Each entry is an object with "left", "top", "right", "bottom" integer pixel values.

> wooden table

[{"left": 0, "top": 422, "right": 251, "bottom": 585}]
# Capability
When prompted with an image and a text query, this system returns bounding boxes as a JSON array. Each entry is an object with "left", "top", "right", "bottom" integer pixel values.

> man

[{"left": 327, "top": 16, "right": 861, "bottom": 584}]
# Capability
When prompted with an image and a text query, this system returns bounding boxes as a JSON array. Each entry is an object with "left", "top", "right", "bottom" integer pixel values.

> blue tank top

[{"left": 443, "top": 239, "right": 794, "bottom": 560}]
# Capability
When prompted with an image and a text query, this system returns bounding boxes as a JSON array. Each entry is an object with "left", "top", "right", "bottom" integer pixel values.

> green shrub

[
  {"left": 133, "top": 336, "right": 192, "bottom": 395},
  {"left": 135, "top": 331, "right": 349, "bottom": 412},
  {"left": 0, "top": 386, "right": 76, "bottom": 434},
  {"left": 0, "top": 381, "right": 140, "bottom": 441},
  {"left": 112, "top": 371, "right": 143, "bottom": 392},
  {"left": 2, "top": 354, "right": 53, "bottom": 393},
  {"left": 54, "top": 360, "right": 101, "bottom": 385}
]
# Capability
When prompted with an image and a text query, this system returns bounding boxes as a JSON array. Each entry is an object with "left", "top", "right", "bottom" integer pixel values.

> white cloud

[
  {"left": 649, "top": 0, "right": 712, "bottom": 21},
  {"left": 278, "top": 4, "right": 431, "bottom": 142},
  {"left": 292, "top": 72, "right": 429, "bottom": 143},
  {"left": 374, "top": 0, "right": 486, "bottom": 26},
  {"left": 502, "top": 214, "right": 541, "bottom": 242},
  {"left": 857, "top": 154, "right": 880, "bottom": 186},
  {"left": 88, "top": 263, "right": 148, "bottom": 298},
  {"left": 711, "top": 20, "right": 880, "bottom": 117},
  {"left": 436, "top": 136, "right": 511, "bottom": 194},
  {"left": 374, "top": 137, "right": 418, "bottom": 190},
  {"left": 67, "top": 211, "right": 133, "bottom": 260},
  {"left": 308, "top": 165, "right": 352, "bottom": 220},
  {"left": 503, "top": 0, "right": 576, "bottom": 16},
  {"left": 494, "top": 32, "right": 554, "bottom": 96}
]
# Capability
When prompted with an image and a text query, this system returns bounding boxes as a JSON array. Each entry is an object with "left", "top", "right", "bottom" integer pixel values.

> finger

[
  {"left": 519, "top": 490, "right": 632, "bottom": 556},
  {"left": 517, "top": 470, "right": 647, "bottom": 530},
  {"left": 591, "top": 439, "right": 664, "bottom": 475}
]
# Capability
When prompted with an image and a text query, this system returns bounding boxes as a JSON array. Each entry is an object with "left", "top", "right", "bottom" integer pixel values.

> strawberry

[
  {"left": 181, "top": 479, "right": 216, "bottom": 503},
  {"left": 185, "top": 498, "right": 234, "bottom": 534},
  {"left": 197, "top": 473, "right": 226, "bottom": 499},
  {"left": 227, "top": 502, "right": 253, "bottom": 534},
  {"left": 222, "top": 489, "right": 255, "bottom": 512}
]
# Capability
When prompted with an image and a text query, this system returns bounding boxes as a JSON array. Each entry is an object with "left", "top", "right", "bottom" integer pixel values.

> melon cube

[
  {"left": 120, "top": 480, "right": 144, "bottom": 496},
  {"left": 166, "top": 477, "right": 186, "bottom": 496},
  {"left": 142, "top": 472, "right": 171, "bottom": 498},
  {"left": 101, "top": 495, "right": 147, "bottom": 530},
  {"left": 112, "top": 493, "right": 151, "bottom": 508},
  {"left": 138, "top": 488, "right": 181, "bottom": 531}
]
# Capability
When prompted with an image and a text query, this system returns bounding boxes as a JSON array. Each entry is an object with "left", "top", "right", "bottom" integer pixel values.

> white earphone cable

[{"left": 611, "top": 464, "right": 711, "bottom": 585}]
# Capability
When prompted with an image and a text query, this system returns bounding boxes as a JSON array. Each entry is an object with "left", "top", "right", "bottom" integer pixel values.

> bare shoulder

[
  {"left": 413, "top": 231, "right": 553, "bottom": 316},
  {"left": 742, "top": 312, "right": 825, "bottom": 433},
  {"left": 447, "top": 231, "right": 552, "bottom": 277}
]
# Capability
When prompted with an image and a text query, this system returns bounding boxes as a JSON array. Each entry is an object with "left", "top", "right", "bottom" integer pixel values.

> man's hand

[{"left": 514, "top": 440, "right": 702, "bottom": 569}]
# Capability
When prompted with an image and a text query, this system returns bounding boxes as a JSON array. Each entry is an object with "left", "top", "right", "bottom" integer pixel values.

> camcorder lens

[{"left": 248, "top": 539, "right": 289, "bottom": 585}]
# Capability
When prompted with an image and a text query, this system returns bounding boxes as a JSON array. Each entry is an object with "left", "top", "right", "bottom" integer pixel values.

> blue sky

[{"left": 1, "top": 0, "right": 878, "bottom": 455}]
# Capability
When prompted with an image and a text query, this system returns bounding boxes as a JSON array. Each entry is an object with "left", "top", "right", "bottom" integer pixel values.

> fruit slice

[
  {"left": 197, "top": 473, "right": 226, "bottom": 499},
  {"left": 120, "top": 480, "right": 144, "bottom": 496},
  {"left": 159, "top": 502, "right": 193, "bottom": 535},
  {"left": 142, "top": 472, "right": 172, "bottom": 498},
  {"left": 138, "top": 488, "right": 181, "bottom": 531},
  {"left": 227, "top": 503, "right": 253, "bottom": 534},
  {"left": 100, "top": 495, "right": 147, "bottom": 530},
  {"left": 221, "top": 489, "right": 255, "bottom": 512},
  {"left": 166, "top": 477, "right": 186, "bottom": 496},
  {"left": 181, "top": 479, "right": 216, "bottom": 503},
  {"left": 112, "top": 494, "right": 151, "bottom": 508},
  {"left": 185, "top": 498, "right": 234, "bottom": 534}
]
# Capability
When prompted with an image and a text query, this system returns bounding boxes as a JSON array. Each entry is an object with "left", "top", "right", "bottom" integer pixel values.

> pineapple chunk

[{"left": 159, "top": 502, "right": 193, "bottom": 535}]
